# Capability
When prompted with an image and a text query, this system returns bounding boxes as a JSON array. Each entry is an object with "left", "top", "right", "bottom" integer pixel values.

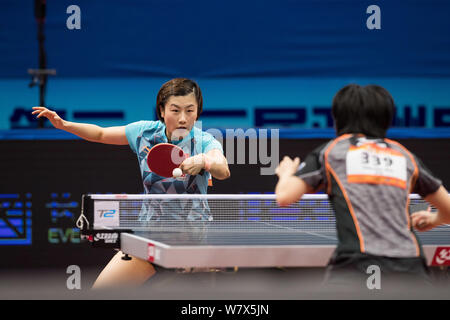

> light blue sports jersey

[{"left": 125, "top": 120, "right": 223, "bottom": 221}]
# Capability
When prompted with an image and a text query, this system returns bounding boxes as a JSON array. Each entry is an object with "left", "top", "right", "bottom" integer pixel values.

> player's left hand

[
  {"left": 276, "top": 156, "right": 301, "bottom": 179},
  {"left": 180, "top": 154, "right": 205, "bottom": 175}
]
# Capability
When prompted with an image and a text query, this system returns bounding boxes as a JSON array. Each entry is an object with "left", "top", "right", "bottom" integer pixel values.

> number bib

[{"left": 346, "top": 143, "right": 407, "bottom": 189}]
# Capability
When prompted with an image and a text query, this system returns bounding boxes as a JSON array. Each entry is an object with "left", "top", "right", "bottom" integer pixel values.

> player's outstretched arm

[
  {"left": 412, "top": 186, "right": 450, "bottom": 231},
  {"left": 275, "top": 156, "right": 312, "bottom": 207},
  {"left": 32, "top": 106, "right": 128, "bottom": 145}
]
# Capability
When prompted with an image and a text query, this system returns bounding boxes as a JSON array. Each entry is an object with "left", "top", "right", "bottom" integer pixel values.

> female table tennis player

[
  {"left": 275, "top": 84, "right": 450, "bottom": 288},
  {"left": 32, "top": 78, "right": 230, "bottom": 288}
]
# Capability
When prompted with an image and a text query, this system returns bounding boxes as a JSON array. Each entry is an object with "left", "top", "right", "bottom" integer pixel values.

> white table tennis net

[{"left": 83, "top": 194, "right": 431, "bottom": 233}]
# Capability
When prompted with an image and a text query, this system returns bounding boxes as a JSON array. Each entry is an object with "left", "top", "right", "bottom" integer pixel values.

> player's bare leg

[{"left": 92, "top": 251, "right": 156, "bottom": 289}]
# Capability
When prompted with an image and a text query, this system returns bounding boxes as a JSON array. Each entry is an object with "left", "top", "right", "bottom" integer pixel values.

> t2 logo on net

[
  {"left": 99, "top": 209, "right": 116, "bottom": 218},
  {"left": 94, "top": 201, "right": 120, "bottom": 227}
]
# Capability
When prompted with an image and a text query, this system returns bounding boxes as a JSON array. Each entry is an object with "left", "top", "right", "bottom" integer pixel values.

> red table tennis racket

[{"left": 147, "top": 143, "right": 205, "bottom": 178}]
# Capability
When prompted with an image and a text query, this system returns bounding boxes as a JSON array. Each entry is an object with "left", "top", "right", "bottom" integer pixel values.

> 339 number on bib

[{"left": 346, "top": 144, "right": 407, "bottom": 189}]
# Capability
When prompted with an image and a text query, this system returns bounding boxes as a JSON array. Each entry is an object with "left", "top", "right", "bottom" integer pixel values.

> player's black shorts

[{"left": 323, "top": 252, "right": 432, "bottom": 290}]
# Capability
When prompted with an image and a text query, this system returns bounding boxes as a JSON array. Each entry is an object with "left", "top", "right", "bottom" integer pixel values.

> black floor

[{"left": 0, "top": 266, "right": 449, "bottom": 300}]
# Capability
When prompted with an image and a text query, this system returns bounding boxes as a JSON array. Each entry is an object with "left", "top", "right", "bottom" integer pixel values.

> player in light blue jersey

[{"left": 32, "top": 78, "right": 230, "bottom": 288}]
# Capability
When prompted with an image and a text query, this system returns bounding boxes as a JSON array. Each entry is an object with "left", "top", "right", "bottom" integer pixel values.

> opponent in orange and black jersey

[{"left": 295, "top": 134, "right": 441, "bottom": 282}]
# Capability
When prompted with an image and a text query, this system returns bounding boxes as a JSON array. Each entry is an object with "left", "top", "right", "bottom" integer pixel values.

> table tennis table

[{"left": 78, "top": 194, "right": 450, "bottom": 269}]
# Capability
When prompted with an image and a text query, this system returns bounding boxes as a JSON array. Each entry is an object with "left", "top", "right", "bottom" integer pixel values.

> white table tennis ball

[{"left": 172, "top": 168, "right": 182, "bottom": 178}]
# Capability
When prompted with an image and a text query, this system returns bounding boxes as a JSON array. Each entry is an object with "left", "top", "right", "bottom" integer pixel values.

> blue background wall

[
  {"left": 3, "top": 0, "right": 450, "bottom": 78},
  {"left": 1, "top": 0, "right": 450, "bottom": 131}
]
